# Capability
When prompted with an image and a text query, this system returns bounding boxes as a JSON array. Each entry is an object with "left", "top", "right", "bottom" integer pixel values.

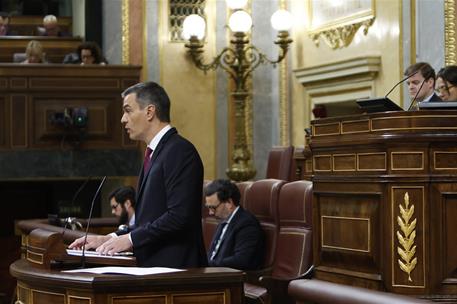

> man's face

[
  {"left": 405, "top": 73, "right": 434, "bottom": 102},
  {"left": 110, "top": 197, "right": 122, "bottom": 217},
  {"left": 205, "top": 193, "right": 230, "bottom": 220},
  {"left": 121, "top": 93, "right": 151, "bottom": 141},
  {"left": 81, "top": 49, "right": 95, "bottom": 65},
  {"left": 0, "top": 16, "right": 9, "bottom": 35},
  {"left": 44, "top": 22, "right": 59, "bottom": 36}
]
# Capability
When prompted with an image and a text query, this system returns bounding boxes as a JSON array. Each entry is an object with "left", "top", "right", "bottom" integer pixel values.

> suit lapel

[{"left": 136, "top": 128, "right": 178, "bottom": 203}]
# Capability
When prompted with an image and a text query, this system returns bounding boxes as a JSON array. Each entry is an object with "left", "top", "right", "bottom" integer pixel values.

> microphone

[
  {"left": 81, "top": 176, "right": 107, "bottom": 268},
  {"left": 408, "top": 79, "right": 426, "bottom": 111},
  {"left": 385, "top": 70, "right": 419, "bottom": 99},
  {"left": 61, "top": 177, "right": 92, "bottom": 238}
]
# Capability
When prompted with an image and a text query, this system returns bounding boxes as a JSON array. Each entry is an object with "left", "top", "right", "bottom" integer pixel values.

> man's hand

[
  {"left": 96, "top": 234, "right": 132, "bottom": 255},
  {"left": 68, "top": 235, "right": 112, "bottom": 250}
]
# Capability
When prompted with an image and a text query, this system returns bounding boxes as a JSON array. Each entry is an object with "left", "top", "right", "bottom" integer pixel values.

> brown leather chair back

[
  {"left": 272, "top": 180, "right": 313, "bottom": 279},
  {"left": 244, "top": 179, "right": 286, "bottom": 269},
  {"left": 266, "top": 146, "right": 294, "bottom": 181},
  {"left": 236, "top": 181, "right": 253, "bottom": 207}
]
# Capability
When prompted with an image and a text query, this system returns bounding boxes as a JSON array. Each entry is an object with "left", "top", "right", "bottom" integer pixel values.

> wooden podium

[
  {"left": 310, "top": 110, "right": 457, "bottom": 301},
  {"left": 10, "top": 229, "right": 244, "bottom": 304}
]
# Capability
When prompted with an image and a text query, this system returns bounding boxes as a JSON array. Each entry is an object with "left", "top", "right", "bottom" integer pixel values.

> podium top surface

[{"left": 10, "top": 259, "right": 244, "bottom": 289}]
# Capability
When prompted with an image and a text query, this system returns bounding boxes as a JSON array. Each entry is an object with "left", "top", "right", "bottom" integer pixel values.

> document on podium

[
  {"left": 66, "top": 249, "right": 134, "bottom": 260},
  {"left": 63, "top": 266, "right": 184, "bottom": 275}
]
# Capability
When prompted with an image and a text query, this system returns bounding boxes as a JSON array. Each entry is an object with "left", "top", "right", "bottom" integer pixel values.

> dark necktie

[
  {"left": 210, "top": 222, "right": 227, "bottom": 260},
  {"left": 143, "top": 147, "right": 153, "bottom": 175}
]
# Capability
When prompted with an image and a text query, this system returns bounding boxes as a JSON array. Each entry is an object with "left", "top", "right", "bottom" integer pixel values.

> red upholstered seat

[
  {"left": 245, "top": 180, "right": 313, "bottom": 304},
  {"left": 266, "top": 146, "right": 294, "bottom": 181},
  {"left": 243, "top": 179, "right": 285, "bottom": 274}
]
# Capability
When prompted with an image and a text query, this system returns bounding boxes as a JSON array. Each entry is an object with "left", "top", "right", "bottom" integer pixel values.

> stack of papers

[{"left": 63, "top": 266, "right": 184, "bottom": 275}]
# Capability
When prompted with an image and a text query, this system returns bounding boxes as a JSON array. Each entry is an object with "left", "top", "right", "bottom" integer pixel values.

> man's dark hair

[
  {"left": 108, "top": 186, "right": 136, "bottom": 208},
  {"left": 404, "top": 62, "right": 436, "bottom": 83},
  {"left": 204, "top": 179, "right": 241, "bottom": 206},
  {"left": 0, "top": 12, "right": 10, "bottom": 20},
  {"left": 121, "top": 82, "right": 171, "bottom": 122},
  {"left": 77, "top": 41, "right": 106, "bottom": 64},
  {"left": 437, "top": 65, "right": 457, "bottom": 87}
]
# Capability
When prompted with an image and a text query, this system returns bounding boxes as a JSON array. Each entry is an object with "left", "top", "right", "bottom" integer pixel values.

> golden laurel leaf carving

[{"left": 396, "top": 192, "right": 417, "bottom": 282}]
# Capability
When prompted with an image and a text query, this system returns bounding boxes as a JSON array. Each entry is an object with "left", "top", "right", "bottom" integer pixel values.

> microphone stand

[
  {"left": 81, "top": 176, "right": 107, "bottom": 268},
  {"left": 385, "top": 70, "right": 419, "bottom": 99}
]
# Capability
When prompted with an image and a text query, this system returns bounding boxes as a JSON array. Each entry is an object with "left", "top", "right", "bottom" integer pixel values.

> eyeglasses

[
  {"left": 435, "top": 85, "right": 456, "bottom": 94},
  {"left": 111, "top": 202, "right": 120, "bottom": 210},
  {"left": 205, "top": 201, "right": 222, "bottom": 211}
]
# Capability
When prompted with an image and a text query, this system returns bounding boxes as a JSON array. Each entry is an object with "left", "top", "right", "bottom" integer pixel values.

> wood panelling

[
  {"left": 391, "top": 152, "right": 424, "bottom": 171},
  {"left": 10, "top": 94, "right": 27, "bottom": 148},
  {"left": 0, "top": 97, "right": 5, "bottom": 147},
  {"left": 32, "top": 289, "right": 65, "bottom": 304},
  {"left": 172, "top": 292, "right": 226, "bottom": 304},
  {"left": 357, "top": 153, "right": 386, "bottom": 171},
  {"left": 341, "top": 119, "right": 370, "bottom": 134},
  {"left": 313, "top": 122, "right": 340, "bottom": 136},
  {"left": 0, "top": 64, "right": 140, "bottom": 149},
  {"left": 434, "top": 151, "right": 457, "bottom": 170},
  {"left": 310, "top": 110, "right": 457, "bottom": 299},
  {"left": 111, "top": 295, "right": 166, "bottom": 304},
  {"left": 9, "top": 16, "right": 72, "bottom": 36},
  {"left": 0, "top": 36, "right": 81, "bottom": 63}
]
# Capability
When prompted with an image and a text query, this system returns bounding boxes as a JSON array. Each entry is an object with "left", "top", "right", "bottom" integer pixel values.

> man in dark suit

[
  {"left": 205, "top": 179, "right": 264, "bottom": 270},
  {"left": 69, "top": 81, "right": 207, "bottom": 268},
  {"left": 404, "top": 62, "right": 442, "bottom": 108}
]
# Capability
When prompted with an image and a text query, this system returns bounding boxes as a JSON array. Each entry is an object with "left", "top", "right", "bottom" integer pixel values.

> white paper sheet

[{"left": 62, "top": 266, "right": 184, "bottom": 275}]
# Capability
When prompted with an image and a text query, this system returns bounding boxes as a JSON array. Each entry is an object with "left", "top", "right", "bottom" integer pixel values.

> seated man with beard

[{"left": 108, "top": 186, "right": 136, "bottom": 235}]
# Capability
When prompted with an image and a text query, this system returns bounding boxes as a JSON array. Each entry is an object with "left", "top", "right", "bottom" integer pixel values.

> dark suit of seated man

[{"left": 205, "top": 179, "right": 264, "bottom": 270}]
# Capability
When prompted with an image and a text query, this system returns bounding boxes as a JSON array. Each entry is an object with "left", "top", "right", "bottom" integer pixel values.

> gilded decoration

[
  {"left": 121, "top": 0, "right": 130, "bottom": 64},
  {"left": 445, "top": 0, "right": 457, "bottom": 65},
  {"left": 279, "top": 0, "right": 289, "bottom": 145},
  {"left": 396, "top": 192, "right": 417, "bottom": 282},
  {"left": 308, "top": 0, "right": 375, "bottom": 49}
]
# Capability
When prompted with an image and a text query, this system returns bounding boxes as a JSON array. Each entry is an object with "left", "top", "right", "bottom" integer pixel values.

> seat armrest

[
  {"left": 259, "top": 275, "right": 293, "bottom": 304},
  {"left": 245, "top": 267, "right": 272, "bottom": 284}
]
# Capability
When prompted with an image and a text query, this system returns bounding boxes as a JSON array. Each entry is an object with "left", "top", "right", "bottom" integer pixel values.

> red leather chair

[
  {"left": 243, "top": 179, "right": 285, "bottom": 274},
  {"left": 266, "top": 146, "right": 294, "bottom": 181},
  {"left": 245, "top": 180, "right": 313, "bottom": 304}
]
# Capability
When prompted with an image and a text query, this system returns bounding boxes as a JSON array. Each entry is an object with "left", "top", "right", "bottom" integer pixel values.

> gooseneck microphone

[
  {"left": 385, "top": 70, "right": 419, "bottom": 99},
  {"left": 81, "top": 176, "right": 107, "bottom": 268},
  {"left": 61, "top": 177, "right": 92, "bottom": 238}
]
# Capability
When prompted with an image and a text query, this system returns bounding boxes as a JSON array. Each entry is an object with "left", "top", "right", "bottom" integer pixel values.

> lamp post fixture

[{"left": 183, "top": 2, "right": 293, "bottom": 181}]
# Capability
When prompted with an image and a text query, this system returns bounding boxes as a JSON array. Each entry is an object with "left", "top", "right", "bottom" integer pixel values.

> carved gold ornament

[
  {"left": 310, "top": 18, "right": 374, "bottom": 49},
  {"left": 396, "top": 192, "right": 417, "bottom": 282}
]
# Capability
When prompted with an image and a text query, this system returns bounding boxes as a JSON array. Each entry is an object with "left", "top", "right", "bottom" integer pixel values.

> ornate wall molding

[
  {"left": 445, "top": 0, "right": 457, "bottom": 65},
  {"left": 121, "top": 0, "right": 130, "bottom": 64},
  {"left": 308, "top": 0, "right": 376, "bottom": 49},
  {"left": 279, "top": 0, "right": 289, "bottom": 146}
]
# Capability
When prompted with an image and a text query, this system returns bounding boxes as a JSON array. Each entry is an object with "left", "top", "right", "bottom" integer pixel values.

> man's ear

[
  {"left": 146, "top": 104, "right": 156, "bottom": 121},
  {"left": 124, "top": 199, "right": 132, "bottom": 209}
]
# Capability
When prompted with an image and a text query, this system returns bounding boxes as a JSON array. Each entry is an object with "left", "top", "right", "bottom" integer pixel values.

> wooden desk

[
  {"left": 0, "top": 36, "right": 82, "bottom": 63},
  {"left": 310, "top": 110, "right": 457, "bottom": 301},
  {"left": 11, "top": 259, "right": 244, "bottom": 304}
]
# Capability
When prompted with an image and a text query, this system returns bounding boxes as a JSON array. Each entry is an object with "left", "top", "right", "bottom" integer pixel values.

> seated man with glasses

[
  {"left": 108, "top": 186, "right": 136, "bottom": 235},
  {"left": 204, "top": 179, "right": 264, "bottom": 270},
  {"left": 436, "top": 66, "right": 457, "bottom": 101},
  {"left": 404, "top": 62, "right": 441, "bottom": 106}
]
